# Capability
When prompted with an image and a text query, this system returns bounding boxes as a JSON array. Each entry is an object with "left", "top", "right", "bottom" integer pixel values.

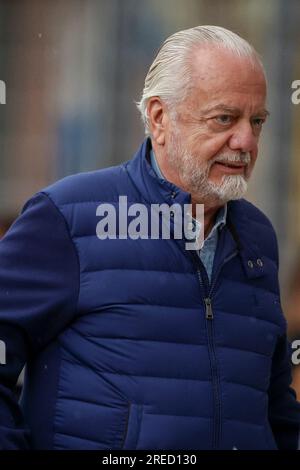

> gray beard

[
  {"left": 167, "top": 134, "right": 250, "bottom": 204},
  {"left": 179, "top": 151, "right": 248, "bottom": 203}
]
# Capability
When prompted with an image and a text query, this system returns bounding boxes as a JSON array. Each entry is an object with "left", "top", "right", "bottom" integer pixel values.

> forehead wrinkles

[
  {"left": 181, "top": 79, "right": 266, "bottom": 117},
  {"left": 172, "top": 54, "right": 266, "bottom": 120},
  {"left": 190, "top": 72, "right": 266, "bottom": 100}
]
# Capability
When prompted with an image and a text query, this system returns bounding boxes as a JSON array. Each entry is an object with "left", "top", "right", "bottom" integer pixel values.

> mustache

[{"left": 212, "top": 153, "right": 251, "bottom": 165}]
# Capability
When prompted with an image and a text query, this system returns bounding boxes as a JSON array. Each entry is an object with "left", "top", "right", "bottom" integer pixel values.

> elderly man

[{"left": 0, "top": 25, "right": 299, "bottom": 451}]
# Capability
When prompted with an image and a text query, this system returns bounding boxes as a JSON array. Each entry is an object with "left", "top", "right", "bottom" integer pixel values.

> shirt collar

[{"left": 150, "top": 148, "right": 165, "bottom": 180}]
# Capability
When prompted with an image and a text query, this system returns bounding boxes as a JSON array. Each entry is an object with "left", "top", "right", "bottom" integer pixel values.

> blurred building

[{"left": 0, "top": 0, "right": 300, "bottom": 332}]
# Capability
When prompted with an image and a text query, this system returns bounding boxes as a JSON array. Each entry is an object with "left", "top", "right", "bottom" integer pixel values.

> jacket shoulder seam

[{"left": 39, "top": 191, "right": 81, "bottom": 318}]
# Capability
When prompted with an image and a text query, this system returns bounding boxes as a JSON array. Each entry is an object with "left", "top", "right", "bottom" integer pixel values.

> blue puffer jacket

[{"left": 0, "top": 138, "right": 299, "bottom": 450}]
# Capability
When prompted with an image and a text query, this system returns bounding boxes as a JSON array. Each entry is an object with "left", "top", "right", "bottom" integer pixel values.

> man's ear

[{"left": 147, "top": 97, "right": 168, "bottom": 146}]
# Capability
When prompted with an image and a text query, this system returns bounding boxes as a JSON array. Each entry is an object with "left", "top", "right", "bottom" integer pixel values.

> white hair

[{"left": 136, "top": 25, "right": 264, "bottom": 135}]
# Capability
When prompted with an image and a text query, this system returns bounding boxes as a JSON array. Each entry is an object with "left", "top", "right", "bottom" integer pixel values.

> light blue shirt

[{"left": 150, "top": 149, "right": 227, "bottom": 282}]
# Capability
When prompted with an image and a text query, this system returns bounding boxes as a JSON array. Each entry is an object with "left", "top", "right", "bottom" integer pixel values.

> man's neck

[{"left": 191, "top": 199, "right": 223, "bottom": 239}]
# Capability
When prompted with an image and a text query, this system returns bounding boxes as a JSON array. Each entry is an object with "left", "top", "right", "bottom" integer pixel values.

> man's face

[{"left": 164, "top": 47, "right": 268, "bottom": 205}]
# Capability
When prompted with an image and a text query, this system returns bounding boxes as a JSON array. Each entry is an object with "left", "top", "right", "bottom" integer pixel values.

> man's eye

[
  {"left": 214, "top": 115, "right": 234, "bottom": 125},
  {"left": 252, "top": 117, "right": 265, "bottom": 127}
]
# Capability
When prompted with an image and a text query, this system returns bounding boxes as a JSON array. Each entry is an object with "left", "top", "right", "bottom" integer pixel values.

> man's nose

[{"left": 228, "top": 121, "right": 258, "bottom": 153}]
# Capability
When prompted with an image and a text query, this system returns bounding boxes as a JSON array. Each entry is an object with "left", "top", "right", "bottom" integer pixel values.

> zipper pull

[{"left": 204, "top": 297, "right": 213, "bottom": 320}]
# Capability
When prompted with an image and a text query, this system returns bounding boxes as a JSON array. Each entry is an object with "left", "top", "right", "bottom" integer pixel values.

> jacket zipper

[{"left": 194, "top": 250, "right": 238, "bottom": 449}]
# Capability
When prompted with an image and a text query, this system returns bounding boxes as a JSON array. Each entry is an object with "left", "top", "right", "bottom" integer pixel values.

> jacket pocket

[{"left": 122, "top": 403, "right": 143, "bottom": 450}]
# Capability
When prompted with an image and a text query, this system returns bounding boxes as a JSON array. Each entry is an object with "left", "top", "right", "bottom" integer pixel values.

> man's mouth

[{"left": 213, "top": 161, "right": 247, "bottom": 173}]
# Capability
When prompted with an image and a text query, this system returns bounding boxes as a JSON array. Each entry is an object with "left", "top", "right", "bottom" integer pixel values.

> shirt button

[
  {"left": 256, "top": 258, "right": 263, "bottom": 267},
  {"left": 171, "top": 192, "right": 176, "bottom": 199},
  {"left": 170, "top": 211, "right": 174, "bottom": 218},
  {"left": 247, "top": 260, "right": 254, "bottom": 268}
]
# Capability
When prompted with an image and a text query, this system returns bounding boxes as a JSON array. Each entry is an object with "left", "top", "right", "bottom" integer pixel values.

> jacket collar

[{"left": 125, "top": 137, "right": 191, "bottom": 207}]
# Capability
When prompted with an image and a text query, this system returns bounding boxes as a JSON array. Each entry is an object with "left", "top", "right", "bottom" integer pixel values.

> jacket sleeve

[
  {"left": 0, "top": 192, "right": 79, "bottom": 449},
  {"left": 265, "top": 222, "right": 300, "bottom": 449},
  {"left": 268, "top": 332, "right": 300, "bottom": 449}
]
